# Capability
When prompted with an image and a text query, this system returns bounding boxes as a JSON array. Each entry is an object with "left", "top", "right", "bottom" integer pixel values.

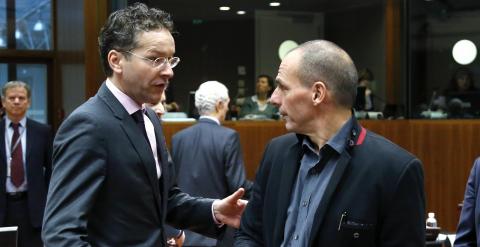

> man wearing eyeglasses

[{"left": 42, "top": 3, "right": 246, "bottom": 247}]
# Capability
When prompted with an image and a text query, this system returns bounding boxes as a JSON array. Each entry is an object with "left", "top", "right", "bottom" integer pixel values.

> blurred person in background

[
  {"left": 0, "top": 81, "right": 53, "bottom": 247},
  {"left": 239, "top": 75, "right": 278, "bottom": 120},
  {"left": 172, "top": 80, "right": 253, "bottom": 247}
]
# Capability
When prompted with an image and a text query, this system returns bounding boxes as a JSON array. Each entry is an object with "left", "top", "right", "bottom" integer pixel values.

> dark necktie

[
  {"left": 131, "top": 110, "right": 149, "bottom": 143},
  {"left": 10, "top": 123, "right": 24, "bottom": 187},
  {"left": 132, "top": 110, "right": 162, "bottom": 180}
]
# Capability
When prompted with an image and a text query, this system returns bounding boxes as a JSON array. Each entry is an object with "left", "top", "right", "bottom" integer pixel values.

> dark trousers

[
  {"left": 216, "top": 226, "right": 235, "bottom": 247},
  {"left": 4, "top": 194, "right": 43, "bottom": 247}
]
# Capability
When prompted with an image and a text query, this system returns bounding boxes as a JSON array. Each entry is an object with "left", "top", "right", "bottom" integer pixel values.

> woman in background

[
  {"left": 239, "top": 74, "right": 278, "bottom": 119},
  {"left": 355, "top": 68, "right": 375, "bottom": 111}
]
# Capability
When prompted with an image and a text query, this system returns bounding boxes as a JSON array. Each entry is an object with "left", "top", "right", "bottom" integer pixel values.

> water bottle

[{"left": 426, "top": 212, "right": 438, "bottom": 228}]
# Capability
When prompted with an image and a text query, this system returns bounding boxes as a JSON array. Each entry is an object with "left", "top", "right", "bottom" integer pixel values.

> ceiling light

[
  {"left": 15, "top": 30, "right": 22, "bottom": 39},
  {"left": 278, "top": 40, "right": 298, "bottom": 60},
  {"left": 0, "top": 38, "right": 5, "bottom": 47},
  {"left": 270, "top": 2, "right": 281, "bottom": 7},
  {"left": 33, "top": 20, "right": 44, "bottom": 31},
  {"left": 452, "top": 39, "right": 477, "bottom": 65},
  {"left": 237, "top": 10, "right": 246, "bottom": 15},
  {"left": 219, "top": 6, "right": 230, "bottom": 11}
]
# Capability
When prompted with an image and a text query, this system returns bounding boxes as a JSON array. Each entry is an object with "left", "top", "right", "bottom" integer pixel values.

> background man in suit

[
  {"left": 235, "top": 40, "right": 425, "bottom": 246},
  {"left": 0, "top": 81, "right": 52, "bottom": 247},
  {"left": 454, "top": 157, "right": 480, "bottom": 246},
  {"left": 172, "top": 81, "right": 253, "bottom": 246},
  {"left": 42, "top": 3, "right": 246, "bottom": 247}
]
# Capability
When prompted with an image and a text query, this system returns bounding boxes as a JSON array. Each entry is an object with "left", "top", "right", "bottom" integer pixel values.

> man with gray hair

[
  {"left": 236, "top": 40, "right": 425, "bottom": 246},
  {"left": 0, "top": 81, "right": 52, "bottom": 247},
  {"left": 172, "top": 81, "right": 253, "bottom": 246}
]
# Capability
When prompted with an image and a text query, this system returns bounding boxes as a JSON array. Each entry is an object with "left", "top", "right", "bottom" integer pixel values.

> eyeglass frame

[{"left": 121, "top": 50, "right": 180, "bottom": 69}]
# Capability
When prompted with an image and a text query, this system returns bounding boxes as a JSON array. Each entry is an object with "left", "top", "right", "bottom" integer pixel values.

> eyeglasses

[{"left": 123, "top": 51, "right": 180, "bottom": 69}]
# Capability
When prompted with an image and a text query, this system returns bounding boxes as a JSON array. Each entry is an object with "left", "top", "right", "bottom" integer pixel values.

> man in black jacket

[{"left": 235, "top": 40, "right": 425, "bottom": 247}]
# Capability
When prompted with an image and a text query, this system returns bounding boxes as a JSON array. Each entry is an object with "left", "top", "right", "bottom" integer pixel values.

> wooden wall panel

[
  {"left": 223, "top": 121, "right": 287, "bottom": 179},
  {"left": 408, "top": 120, "right": 480, "bottom": 232},
  {"left": 84, "top": 0, "right": 108, "bottom": 98},
  {"left": 162, "top": 120, "right": 480, "bottom": 232}
]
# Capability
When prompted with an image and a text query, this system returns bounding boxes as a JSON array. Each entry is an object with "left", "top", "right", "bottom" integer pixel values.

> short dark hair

[
  {"left": 98, "top": 3, "right": 174, "bottom": 77},
  {"left": 448, "top": 67, "right": 475, "bottom": 91},
  {"left": 358, "top": 68, "right": 374, "bottom": 82},
  {"left": 2, "top": 81, "right": 31, "bottom": 99},
  {"left": 293, "top": 40, "right": 358, "bottom": 108},
  {"left": 257, "top": 74, "right": 274, "bottom": 96}
]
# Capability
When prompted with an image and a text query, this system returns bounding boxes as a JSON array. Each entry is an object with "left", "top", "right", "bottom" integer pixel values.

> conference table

[{"left": 162, "top": 119, "right": 480, "bottom": 232}]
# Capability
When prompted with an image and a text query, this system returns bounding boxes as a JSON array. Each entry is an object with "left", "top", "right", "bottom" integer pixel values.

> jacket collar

[{"left": 198, "top": 116, "right": 220, "bottom": 125}]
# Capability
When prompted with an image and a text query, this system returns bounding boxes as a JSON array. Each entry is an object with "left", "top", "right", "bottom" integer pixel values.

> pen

[{"left": 338, "top": 211, "right": 347, "bottom": 231}]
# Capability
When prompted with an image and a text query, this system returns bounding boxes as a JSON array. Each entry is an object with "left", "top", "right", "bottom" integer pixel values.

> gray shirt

[{"left": 281, "top": 118, "right": 353, "bottom": 246}]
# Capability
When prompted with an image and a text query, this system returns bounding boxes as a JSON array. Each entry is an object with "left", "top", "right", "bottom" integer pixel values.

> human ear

[
  {"left": 312, "top": 81, "right": 327, "bottom": 105},
  {"left": 108, "top": 50, "right": 123, "bottom": 74},
  {"left": 215, "top": 101, "right": 223, "bottom": 113}
]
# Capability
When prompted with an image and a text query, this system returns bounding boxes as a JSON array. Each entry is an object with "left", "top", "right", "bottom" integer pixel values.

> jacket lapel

[
  {"left": 97, "top": 83, "right": 162, "bottom": 215},
  {"left": 308, "top": 151, "right": 351, "bottom": 245},
  {"left": 145, "top": 108, "right": 169, "bottom": 199},
  {"left": 25, "top": 119, "right": 33, "bottom": 167},
  {"left": 25, "top": 119, "right": 35, "bottom": 183},
  {"left": 272, "top": 138, "right": 303, "bottom": 246},
  {"left": 308, "top": 117, "right": 365, "bottom": 245}
]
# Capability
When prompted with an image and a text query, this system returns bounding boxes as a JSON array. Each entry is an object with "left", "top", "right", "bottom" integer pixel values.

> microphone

[{"left": 428, "top": 90, "right": 437, "bottom": 111}]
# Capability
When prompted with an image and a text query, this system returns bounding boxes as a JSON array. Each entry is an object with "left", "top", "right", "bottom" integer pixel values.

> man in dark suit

[
  {"left": 235, "top": 40, "right": 426, "bottom": 246},
  {"left": 0, "top": 81, "right": 52, "bottom": 247},
  {"left": 42, "top": 3, "right": 246, "bottom": 247},
  {"left": 172, "top": 81, "right": 253, "bottom": 246},
  {"left": 454, "top": 157, "right": 480, "bottom": 247}
]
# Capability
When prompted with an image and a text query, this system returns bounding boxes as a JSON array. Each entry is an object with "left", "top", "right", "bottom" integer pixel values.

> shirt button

[
  {"left": 302, "top": 201, "right": 308, "bottom": 207},
  {"left": 294, "top": 235, "right": 299, "bottom": 240}
]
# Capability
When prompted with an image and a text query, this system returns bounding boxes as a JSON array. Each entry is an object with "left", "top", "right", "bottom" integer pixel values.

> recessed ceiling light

[
  {"left": 278, "top": 40, "right": 298, "bottom": 60},
  {"left": 452, "top": 39, "right": 477, "bottom": 65},
  {"left": 219, "top": 6, "right": 230, "bottom": 11},
  {"left": 237, "top": 10, "right": 246, "bottom": 15},
  {"left": 270, "top": 2, "right": 281, "bottom": 7}
]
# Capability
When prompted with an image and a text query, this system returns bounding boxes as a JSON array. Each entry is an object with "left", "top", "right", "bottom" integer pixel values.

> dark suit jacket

[
  {"left": 235, "top": 117, "right": 425, "bottom": 247},
  {"left": 172, "top": 117, "right": 252, "bottom": 246},
  {"left": 455, "top": 157, "right": 480, "bottom": 247},
  {"left": 0, "top": 118, "right": 52, "bottom": 228},
  {"left": 42, "top": 83, "right": 221, "bottom": 247}
]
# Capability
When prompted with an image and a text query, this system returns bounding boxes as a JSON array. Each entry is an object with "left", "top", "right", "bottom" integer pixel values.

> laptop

[
  {"left": 0, "top": 226, "right": 18, "bottom": 247},
  {"left": 446, "top": 91, "right": 480, "bottom": 116}
]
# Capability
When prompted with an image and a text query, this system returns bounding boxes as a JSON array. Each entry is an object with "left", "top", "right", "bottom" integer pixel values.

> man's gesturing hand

[{"left": 213, "top": 188, "right": 248, "bottom": 228}]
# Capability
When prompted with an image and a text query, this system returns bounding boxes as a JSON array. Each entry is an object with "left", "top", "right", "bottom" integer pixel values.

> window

[
  {"left": 0, "top": 0, "right": 52, "bottom": 124},
  {"left": 15, "top": 0, "right": 53, "bottom": 50},
  {"left": 408, "top": 0, "right": 480, "bottom": 119},
  {"left": 0, "top": 63, "right": 48, "bottom": 123},
  {"left": 0, "top": 0, "right": 6, "bottom": 48},
  {"left": 16, "top": 64, "right": 48, "bottom": 123}
]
